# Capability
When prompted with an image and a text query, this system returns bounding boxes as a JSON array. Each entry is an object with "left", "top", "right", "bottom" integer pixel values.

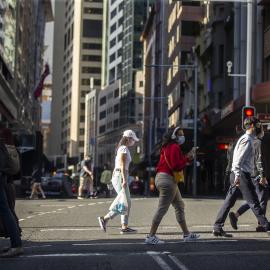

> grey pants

[{"left": 151, "top": 173, "right": 186, "bottom": 227}]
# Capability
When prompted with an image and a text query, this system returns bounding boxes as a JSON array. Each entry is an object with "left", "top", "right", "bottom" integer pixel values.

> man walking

[
  {"left": 213, "top": 117, "right": 270, "bottom": 237},
  {"left": 229, "top": 127, "right": 268, "bottom": 231},
  {"left": 77, "top": 155, "right": 96, "bottom": 199}
]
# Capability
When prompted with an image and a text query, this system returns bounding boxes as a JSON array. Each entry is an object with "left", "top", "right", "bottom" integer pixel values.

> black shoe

[
  {"left": 0, "top": 247, "right": 23, "bottom": 258},
  {"left": 120, "top": 227, "right": 137, "bottom": 234},
  {"left": 212, "top": 228, "right": 233, "bottom": 237},
  {"left": 256, "top": 226, "right": 266, "bottom": 232},
  {"left": 229, "top": 212, "right": 238, "bottom": 230}
]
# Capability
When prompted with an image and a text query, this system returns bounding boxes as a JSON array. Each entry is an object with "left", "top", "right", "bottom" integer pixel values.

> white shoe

[
  {"left": 183, "top": 232, "right": 200, "bottom": 242},
  {"left": 145, "top": 235, "right": 164, "bottom": 245}
]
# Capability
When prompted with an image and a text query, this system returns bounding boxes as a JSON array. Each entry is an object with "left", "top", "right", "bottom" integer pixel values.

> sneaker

[
  {"left": 0, "top": 247, "right": 24, "bottom": 258},
  {"left": 229, "top": 212, "right": 238, "bottom": 230},
  {"left": 98, "top": 216, "right": 106, "bottom": 232},
  {"left": 183, "top": 233, "right": 200, "bottom": 242},
  {"left": 212, "top": 228, "right": 233, "bottom": 237},
  {"left": 120, "top": 227, "right": 137, "bottom": 234},
  {"left": 77, "top": 196, "right": 84, "bottom": 200},
  {"left": 256, "top": 226, "right": 266, "bottom": 232},
  {"left": 145, "top": 235, "right": 165, "bottom": 245}
]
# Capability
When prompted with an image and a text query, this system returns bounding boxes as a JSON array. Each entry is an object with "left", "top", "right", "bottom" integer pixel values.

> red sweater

[{"left": 156, "top": 143, "right": 189, "bottom": 176}]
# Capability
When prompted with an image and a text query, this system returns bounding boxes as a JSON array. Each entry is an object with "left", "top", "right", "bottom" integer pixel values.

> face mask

[
  {"left": 177, "top": 136, "right": 185, "bottom": 145},
  {"left": 128, "top": 140, "right": 135, "bottom": 147},
  {"left": 255, "top": 126, "right": 263, "bottom": 137},
  {"left": 257, "top": 129, "right": 264, "bottom": 139}
]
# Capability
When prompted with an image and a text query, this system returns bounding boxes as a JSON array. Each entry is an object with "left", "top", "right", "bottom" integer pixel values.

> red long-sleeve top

[{"left": 156, "top": 143, "right": 189, "bottom": 176}]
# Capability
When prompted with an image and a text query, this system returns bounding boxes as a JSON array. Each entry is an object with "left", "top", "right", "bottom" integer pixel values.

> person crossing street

[{"left": 213, "top": 117, "right": 270, "bottom": 237}]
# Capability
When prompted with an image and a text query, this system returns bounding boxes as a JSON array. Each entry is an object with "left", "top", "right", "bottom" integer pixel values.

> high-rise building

[
  {"left": 50, "top": 0, "right": 103, "bottom": 159},
  {"left": 95, "top": 0, "right": 149, "bottom": 167},
  {"left": 0, "top": 0, "right": 53, "bottom": 132}
]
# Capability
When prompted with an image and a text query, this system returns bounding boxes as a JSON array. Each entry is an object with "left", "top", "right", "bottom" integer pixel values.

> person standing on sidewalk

[
  {"left": 77, "top": 155, "right": 95, "bottom": 199},
  {"left": 213, "top": 117, "right": 270, "bottom": 237},
  {"left": 229, "top": 126, "right": 268, "bottom": 232},
  {"left": 145, "top": 126, "right": 200, "bottom": 244},
  {"left": 98, "top": 130, "right": 139, "bottom": 234}
]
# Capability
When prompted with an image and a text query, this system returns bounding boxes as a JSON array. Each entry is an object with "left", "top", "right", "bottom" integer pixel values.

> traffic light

[{"left": 242, "top": 106, "right": 256, "bottom": 130}]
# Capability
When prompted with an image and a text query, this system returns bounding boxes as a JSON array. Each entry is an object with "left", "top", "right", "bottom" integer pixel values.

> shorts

[{"left": 79, "top": 176, "right": 92, "bottom": 188}]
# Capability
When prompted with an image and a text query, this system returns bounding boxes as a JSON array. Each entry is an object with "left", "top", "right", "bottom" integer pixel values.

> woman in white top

[{"left": 98, "top": 130, "right": 139, "bottom": 234}]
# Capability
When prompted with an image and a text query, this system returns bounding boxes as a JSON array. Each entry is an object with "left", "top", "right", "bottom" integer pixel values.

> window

[
  {"left": 100, "top": 96, "right": 106, "bottom": 106},
  {"left": 114, "top": 104, "right": 119, "bottom": 113},
  {"left": 79, "top": 141, "right": 84, "bottom": 147},
  {"left": 109, "top": 53, "right": 116, "bottom": 63},
  {"left": 110, "top": 8, "right": 117, "bottom": 19},
  {"left": 83, "top": 20, "right": 102, "bottom": 38},
  {"left": 99, "top": 110, "right": 106, "bottom": 120},
  {"left": 84, "top": 8, "right": 103, "bottom": 15},
  {"left": 81, "top": 79, "right": 90, "bottom": 85},
  {"left": 99, "top": 125, "right": 106, "bottom": 134},
  {"left": 139, "top": 81, "right": 143, "bottom": 87},
  {"left": 82, "top": 55, "right": 102, "bottom": 61},
  {"left": 114, "top": 88, "right": 119, "bottom": 98},
  {"left": 80, "top": 129, "right": 84, "bottom": 135},
  {"left": 110, "top": 23, "right": 116, "bottom": 34},
  {"left": 83, "top": 43, "right": 102, "bottom": 50},
  {"left": 110, "top": 38, "right": 116, "bottom": 48},
  {"left": 82, "top": 67, "right": 101, "bottom": 74},
  {"left": 113, "top": 119, "right": 118, "bottom": 128},
  {"left": 80, "top": 116, "right": 85, "bottom": 122}
]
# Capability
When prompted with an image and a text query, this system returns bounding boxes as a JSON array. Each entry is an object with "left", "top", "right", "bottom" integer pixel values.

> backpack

[{"left": 0, "top": 142, "right": 20, "bottom": 176}]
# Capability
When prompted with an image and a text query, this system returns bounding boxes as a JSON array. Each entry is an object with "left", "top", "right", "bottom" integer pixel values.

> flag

[{"left": 34, "top": 63, "right": 50, "bottom": 99}]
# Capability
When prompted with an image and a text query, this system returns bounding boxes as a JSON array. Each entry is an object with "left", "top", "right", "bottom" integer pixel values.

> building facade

[{"left": 50, "top": 0, "right": 103, "bottom": 159}]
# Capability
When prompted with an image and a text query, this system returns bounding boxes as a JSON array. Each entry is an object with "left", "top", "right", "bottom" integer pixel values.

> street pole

[
  {"left": 245, "top": 0, "right": 253, "bottom": 106},
  {"left": 193, "top": 59, "right": 198, "bottom": 197}
]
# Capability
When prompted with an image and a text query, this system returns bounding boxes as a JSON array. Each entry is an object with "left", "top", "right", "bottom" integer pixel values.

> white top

[
  {"left": 115, "top": 145, "right": 131, "bottom": 171},
  {"left": 232, "top": 133, "right": 255, "bottom": 177}
]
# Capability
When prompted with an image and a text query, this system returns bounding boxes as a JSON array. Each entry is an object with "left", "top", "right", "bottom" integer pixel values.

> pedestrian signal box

[{"left": 242, "top": 106, "right": 256, "bottom": 130}]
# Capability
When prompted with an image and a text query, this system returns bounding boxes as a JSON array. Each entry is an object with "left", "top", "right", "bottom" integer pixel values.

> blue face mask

[{"left": 177, "top": 136, "right": 185, "bottom": 145}]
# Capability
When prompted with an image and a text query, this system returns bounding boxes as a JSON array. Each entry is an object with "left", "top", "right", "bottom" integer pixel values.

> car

[{"left": 20, "top": 173, "right": 74, "bottom": 198}]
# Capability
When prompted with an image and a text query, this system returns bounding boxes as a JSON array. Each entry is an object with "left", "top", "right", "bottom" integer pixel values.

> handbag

[
  {"left": 109, "top": 189, "right": 128, "bottom": 215},
  {"left": 164, "top": 148, "right": 185, "bottom": 184}
]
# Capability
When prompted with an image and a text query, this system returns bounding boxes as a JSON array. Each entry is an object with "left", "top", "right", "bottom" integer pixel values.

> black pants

[
  {"left": 213, "top": 172, "right": 270, "bottom": 231},
  {"left": 237, "top": 178, "right": 269, "bottom": 219}
]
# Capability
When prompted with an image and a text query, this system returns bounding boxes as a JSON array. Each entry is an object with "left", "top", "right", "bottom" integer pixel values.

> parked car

[{"left": 20, "top": 173, "right": 74, "bottom": 198}]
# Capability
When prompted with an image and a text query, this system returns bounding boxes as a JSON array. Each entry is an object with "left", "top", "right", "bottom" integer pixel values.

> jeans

[
  {"left": 107, "top": 170, "right": 131, "bottom": 225},
  {"left": 0, "top": 172, "right": 22, "bottom": 247},
  {"left": 213, "top": 172, "right": 270, "bottom": 231}
]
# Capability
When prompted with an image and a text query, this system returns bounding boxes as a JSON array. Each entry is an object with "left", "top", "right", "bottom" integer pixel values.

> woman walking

[
  {"left": 29, "top": 164, "right": 46, "bottom": 199},
  {"left": 98, "top": 130, "right": 139, "bottom": 234},
  {"left": 145, "top": 126, "right": 200, "bottom": 244}
]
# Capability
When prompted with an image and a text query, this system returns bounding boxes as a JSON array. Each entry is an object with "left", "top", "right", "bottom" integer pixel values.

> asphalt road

[{"left": 1, "top": 196, "right": 270, "bottom": 270}]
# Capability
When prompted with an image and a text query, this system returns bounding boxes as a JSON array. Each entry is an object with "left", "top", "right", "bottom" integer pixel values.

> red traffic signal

[
  {"left": 217, "top": 143, "right": 229, "bottom": 151},
  {"left": 242, "top": 106, "right": 256, "bottom": 129}
]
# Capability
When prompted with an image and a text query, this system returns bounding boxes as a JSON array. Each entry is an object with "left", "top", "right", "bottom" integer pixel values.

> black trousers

[
  {"left": 213, "top": 172, "right": 270, "bottom": 231},
  {"left": 237, "top": 178, "right": 269, "bottom": 219}
]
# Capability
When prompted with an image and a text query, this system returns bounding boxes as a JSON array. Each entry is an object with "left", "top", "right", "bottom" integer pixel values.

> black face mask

[{"left": 255, "top": 127, "right": 263, "bottom": 136}]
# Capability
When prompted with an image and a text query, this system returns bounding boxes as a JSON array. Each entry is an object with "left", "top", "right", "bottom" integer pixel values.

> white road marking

[
  {"left": 24, "top": 245, "right": 52, "bottom": 249},
  {"left": 27, "top": 216, "right": 34, "bottom": 219},
  {"left": 87, "top": 203, "right": 96, "bottom": 206},
  {"left": 40, "top": 228, "right": 99, "bottom": 232},
  {"left": 73, "top": 239, "right": 237, "bottom": 246},
  {"left": 19, "top": 219, "right": 25, "bottom": 221},
  {"left": 150, "top": 254, "right": 173, "bottom": 270},
  {"left": 68, "top": 206, "right": 76, "bottom": 209},
  {"left": 168, "top": 255, "right": 189, "bottom": 270},
  {"left": 98, "top": 202, "right": 105, "bottom": 204},
  {"left": 78, "top": 204, "right": 84, "bottom": 207},
  {"left": 57, "top": 209, "right": 64, "bottom": 211},
  {"left": 191, "top": 224, "right": 251, "bottom": 228},
  {"left": 40, "top": 205, "right": 73, "bottom": 207},
  {"left": 22, "top": 253, "right": 106, "bottom": 258}
]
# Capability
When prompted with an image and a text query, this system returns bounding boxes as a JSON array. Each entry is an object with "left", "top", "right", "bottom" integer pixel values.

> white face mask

[
  {"left": 128, "top": 139, "right": 135, "bottom": 147},
  {"left": 177, "top": 136, "right": 185, "bottom": 145}
]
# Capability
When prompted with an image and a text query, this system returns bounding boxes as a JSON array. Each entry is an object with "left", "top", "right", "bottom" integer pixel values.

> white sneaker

[
  {"left": 145, "top": 235, "right": 165, "bottom": 245},
  {"left": 183, "top": 232, "right": 200, "bottom": 242}
]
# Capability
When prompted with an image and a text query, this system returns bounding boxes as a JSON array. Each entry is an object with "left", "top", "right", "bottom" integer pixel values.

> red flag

[{"left": 34, "top": 63, "right": 50, "bottom": 99}]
